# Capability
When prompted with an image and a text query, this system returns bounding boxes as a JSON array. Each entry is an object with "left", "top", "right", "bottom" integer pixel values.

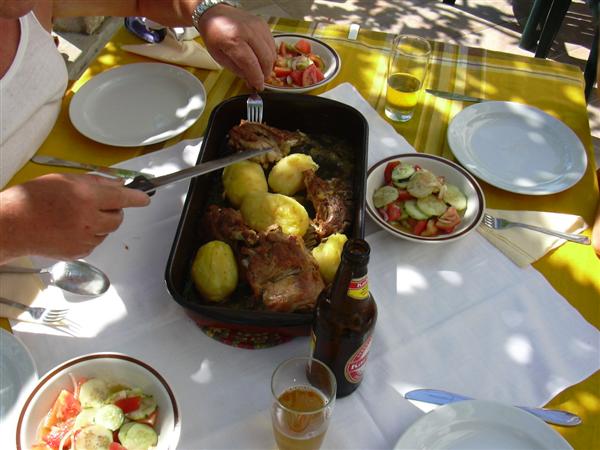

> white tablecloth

[{"left": 11, "top": 84, "right": 600, "bottom": 449}]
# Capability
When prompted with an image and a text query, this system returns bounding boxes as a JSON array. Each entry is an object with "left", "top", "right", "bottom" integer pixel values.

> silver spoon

[{"left": 0, "top": 261, "right": 110, "bottom": 295}]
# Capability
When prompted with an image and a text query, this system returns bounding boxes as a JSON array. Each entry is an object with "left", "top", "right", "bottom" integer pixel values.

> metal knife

[
  {"left": 404, "top": 388, "right": 581, "bottom": 427},
  {"left": 125, "top": 147, "right": 272, "bottom": 194},
  {"left": 32, "top": 155, "right": 147, "bottom": 179},
  {"left": 426, "top": 89, "right": 484, "bottom": 103}
]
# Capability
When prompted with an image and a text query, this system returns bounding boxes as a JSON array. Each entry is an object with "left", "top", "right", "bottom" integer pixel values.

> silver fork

[
  {"left": 0, "top": 297, "right": 69, "bottom": 323},
  {"left": 246, "top": 93, "right": 263, "bottom": 123},
  {"left": 481, "top": 213, "right": 591, "bottom": 245}
]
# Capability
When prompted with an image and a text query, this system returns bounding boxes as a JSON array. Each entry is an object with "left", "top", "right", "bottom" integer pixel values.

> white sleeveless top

[{"left": 0, "top": 12, "right": 68, "bottom": 188}]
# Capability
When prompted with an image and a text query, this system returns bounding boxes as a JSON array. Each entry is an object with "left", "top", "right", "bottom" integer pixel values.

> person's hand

[
  {"left": 0, "top": 173, "right": 150, "bottom": 264},
  {"left": 196, "top": 4, "right": 276, "bottom": 91}
]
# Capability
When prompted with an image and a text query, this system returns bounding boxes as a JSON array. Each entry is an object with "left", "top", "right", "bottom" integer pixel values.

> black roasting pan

[{"left": 165, "top": 93, "right": 368, "bottom": 335}]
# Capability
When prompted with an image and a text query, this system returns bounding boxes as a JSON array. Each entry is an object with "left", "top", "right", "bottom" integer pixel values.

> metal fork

[
  {"left": 246, "top": 93, "right": 263, "bottom": 123},
  {"left": 481, "top": 213, "right": 591, "bottom": 245},
  {"left": 0, "top": 297, "right": 69, "bottom": 323}
]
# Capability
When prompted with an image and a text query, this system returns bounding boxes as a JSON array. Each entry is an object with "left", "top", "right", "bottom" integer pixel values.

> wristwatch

[{"left": 192, "top": 0, "right": 240, "bottom": 27}]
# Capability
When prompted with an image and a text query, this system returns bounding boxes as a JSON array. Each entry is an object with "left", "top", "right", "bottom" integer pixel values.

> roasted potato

[
  {"left": 191, "top": 240, "right": 238, "bottom": 302},
  {"left": 312, "top": 233, "right": 348, "bottom": 283},
  {"left": 222, "top": 160, "right": 268, "bottom": 207},
  {"left": 268, "top": 153, "right": 319, "bottom": 195},
  {"left": 240, "top": 192, "right": 309, "bottom": 237}
]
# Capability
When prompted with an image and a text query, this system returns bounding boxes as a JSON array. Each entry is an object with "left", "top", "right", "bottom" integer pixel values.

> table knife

[
  {"left": 32, "top": 155, "right": 146, "bottom": 179},
  {"left": 426, "top": 89, "right": 484, "bottom": 103},
  {"left": 404, "top": 388, "right": 581, "bottom": 427},
  {"left": 125, "top": 147, "right": 272, "bottom": 194}
]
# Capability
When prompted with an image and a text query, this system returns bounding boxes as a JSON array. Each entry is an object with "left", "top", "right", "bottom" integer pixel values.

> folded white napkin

[
  {"left": 478, "top": 208, "right": 589, "bottom": 267},
  {"left": 122, "top": 34, "right": 221, "bottom": 70},
  {"left": 0, "top": 257, "right": 60, "bottom": 324}
]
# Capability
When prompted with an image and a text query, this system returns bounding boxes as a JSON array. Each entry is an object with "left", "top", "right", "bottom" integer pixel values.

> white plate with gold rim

[
  {"left": 447, "top": 101, "right": 587, "bottom": 195},
  {"left": 395, "top": 400, "right": 572, "bottom": 450}
]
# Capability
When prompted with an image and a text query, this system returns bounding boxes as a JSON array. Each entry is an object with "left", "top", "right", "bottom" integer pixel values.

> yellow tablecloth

[{"left": 4, "top": 17, "right": 599, "bottom": 449}]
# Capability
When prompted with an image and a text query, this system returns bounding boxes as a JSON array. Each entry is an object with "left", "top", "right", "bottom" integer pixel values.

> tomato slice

[
  {"left": 114, "top": 396, "right": 142, "bottom": 414},
  {"left": 109, "top": 443, "right": 126, "bottom": 450},
  {"left": 289, "top": 70, "right": 304, "bottom": 86},
  {"left": 386, "top": 203, "right": 403, "bottom": 222},
  {"left": 308, "top": 53, "right": 325, "bottom": 71},
  {"left": 295, "top": 39, "right": 312, "bottom": 54},
  {"left": 42, "top": 419, "right": 75, "bottom": 449},
  {"left": 420, "top": 219, "right": 440, "bottom": 237},
  {"left": 396, "top": 190, "right": 413, "bottom": 201},
  {"left": 412, "top": 219, "right": 427, "bottom": 235},
  {"left": 136, "top": 409, "right": 158, "bottom": 427},
  {"left": 384, "top": 161, "right": 400, "bottom": 184},
  {"left": 45, "top": 390, "right": 81, "bottom": 428},
  {"left": 436, "top": 206, "right": 461, "bottom": 232},
  {"left": 278, "top": 41, "right": 289, "bottom": 56},
  {"left": 301, "top": 64, "right": 319, "bottom": 87},
  {"left": 274, "top": 66, "right": 292, "bottom": 78}
]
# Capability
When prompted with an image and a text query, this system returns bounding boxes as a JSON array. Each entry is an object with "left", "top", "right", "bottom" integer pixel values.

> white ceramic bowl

[
  {"left": 16, "top": 353, "right": 180, "bottom": 450},
  {"left": 265, "top": 33, "right": 341, "bottom": 93},
  {"left": 366, "top": 153, "right": 485, "bottom": 243}
]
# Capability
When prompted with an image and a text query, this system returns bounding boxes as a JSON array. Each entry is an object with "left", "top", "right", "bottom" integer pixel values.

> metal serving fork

[
  {"left": 482, "top": 213, "right": 591, "bottom": 245},
  {"left": 0, "top": 297, "right": 69, "bottom": 323},
  {"left": 247, "top": 93, "right": 263, "bottom": 123}
]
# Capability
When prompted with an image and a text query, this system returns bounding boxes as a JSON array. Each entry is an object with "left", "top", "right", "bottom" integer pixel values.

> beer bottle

[{"left": 310, "top": 238, "right": 377, "bottom": 398}]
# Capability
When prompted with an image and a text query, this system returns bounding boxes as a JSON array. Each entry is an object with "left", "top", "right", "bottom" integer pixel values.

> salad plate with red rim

[{"left": 366, "top": 153, "right": 485, "bottom": 243}]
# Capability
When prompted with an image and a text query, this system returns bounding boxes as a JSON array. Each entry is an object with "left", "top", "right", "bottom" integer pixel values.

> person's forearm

[
  {"left": 52, "top": 0, "right": 198, "bottom": 27},
  {"left": 0, "top": 187, "right": 30, "bottom": 265}
]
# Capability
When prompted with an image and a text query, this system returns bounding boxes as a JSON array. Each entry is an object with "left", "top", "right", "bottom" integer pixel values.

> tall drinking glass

[
  {"left": 385, "top": 34, "right": 432, "bottom": 122},
  {"left": 271, "top": 357, "right": 336, "bottom": 450}
]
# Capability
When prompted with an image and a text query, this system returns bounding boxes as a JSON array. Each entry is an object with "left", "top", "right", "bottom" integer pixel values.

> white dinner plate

[
  {"left": 0, "top": 328, "right": 38, "bottom": 438},
  {"left": 447, "top": 101, "right": 587, "bottom": 195},
  {"left": 69, "top": 63, "right": 206, "bottom": 147},
  {"left": 395, "top": 400, "right": 572, "bottom": 450}
]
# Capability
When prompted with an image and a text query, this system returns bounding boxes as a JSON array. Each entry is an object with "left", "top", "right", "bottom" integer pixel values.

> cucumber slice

[
  {"left": 443, "top": 183, "right": 468, "bottom": 211},
  {"left": 126, "top": 395, "right": 157, "bottom": 420},
  {"left": 79, "top": 379, "right": 109, "bottom": 408},
  {"left": 107, "top": 388, "right": 143, "bottom": 404},
  {"left": 407, "top": 170, "right": 440, "bottom": 198},
  {"left": 94, "top": 404, "right": 125, "bottom": 431},
  {"left": 391, "top": 163, "right": 415, "bottom": 183},
  {"left": 404, "top": 200, "right": 430, "bottom": 220},
  {"left": 120, "top": 423, "right": 158, "bottom": 450},
  {"left": 373, "top": 185, "right": 398, "bottom": 208},
  {"left": 417, "top": 195, "right": 448, "bottom": 217},
  {"left": 392, "top": 179, "right": 410, "bottom": 189},
  {"left": 118, "top": 421, "right": 136, "bottom": 444},
  {"left": 73, "top": 424, "right": 113, "bottom": 450},
  {"left": 74, "top": 408, "right": 97, "bottom": 430}
]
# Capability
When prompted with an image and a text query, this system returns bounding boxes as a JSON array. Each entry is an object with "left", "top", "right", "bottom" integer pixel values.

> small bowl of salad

[
  {"left": 16, "top": 353, "right": 179, "bottom": 450},
  {"left": 265, "top": 33, "right": 341, "bottom": 93},
  {"left": 366, "top": 153, "right": 485, "bottom": 242}
]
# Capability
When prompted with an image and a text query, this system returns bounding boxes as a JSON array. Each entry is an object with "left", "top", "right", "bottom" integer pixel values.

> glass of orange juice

[
  {"left": 385, "top": 34, "right": 432, "bottom": 122},
  {"left": 271, "top": 357, "right": 336, "bottom": 450}
]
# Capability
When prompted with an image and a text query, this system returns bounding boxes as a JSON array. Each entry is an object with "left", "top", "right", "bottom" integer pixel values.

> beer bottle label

[
  {"left": 344, "top": 335, "right": 373, "bottom": 383},
  {"left": 347, "top": 275, "right": 369, "bottom": 300}
]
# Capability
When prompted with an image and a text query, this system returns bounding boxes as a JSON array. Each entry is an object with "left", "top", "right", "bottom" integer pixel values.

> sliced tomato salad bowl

[
  {"left": 265, "top": 34, "right": 341, "bottom": 93},
  {"left": 16, "top": 353, "right": 180, "bottom": 450},
  {"left": 366, "top": 153, "right": 485, "bottom": 243}
]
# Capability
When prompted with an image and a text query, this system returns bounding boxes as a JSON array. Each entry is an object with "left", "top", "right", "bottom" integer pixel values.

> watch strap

[{"left": 192, "top": 0, "right": 240, "bottom": 27}]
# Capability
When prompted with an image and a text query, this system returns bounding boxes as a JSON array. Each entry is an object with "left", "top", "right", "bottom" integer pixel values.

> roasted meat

[
  {"left": 228, "top": 120, "right": 306, "bottom": 167},
  {"left": 304, "top": 171, "right": 353, "bottom": 239},
  {"left": 202, "top": 205, "right": 258, "bottom": 247},
  {"left": 241, "top": 227, "right": 325, "bottom": 312}
]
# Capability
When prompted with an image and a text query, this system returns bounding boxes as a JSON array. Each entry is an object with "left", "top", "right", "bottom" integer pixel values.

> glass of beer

[
  {"left": 385, "top": 34, "right": 431, "bottom": 122},
  {"left": 271, "top": 357, "right": 336, "bottom": 450}
]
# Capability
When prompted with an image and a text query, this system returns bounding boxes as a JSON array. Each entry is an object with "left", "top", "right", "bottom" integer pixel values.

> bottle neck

[{"left": 329, "top": 239, "right": 370, "bottom": 306}]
